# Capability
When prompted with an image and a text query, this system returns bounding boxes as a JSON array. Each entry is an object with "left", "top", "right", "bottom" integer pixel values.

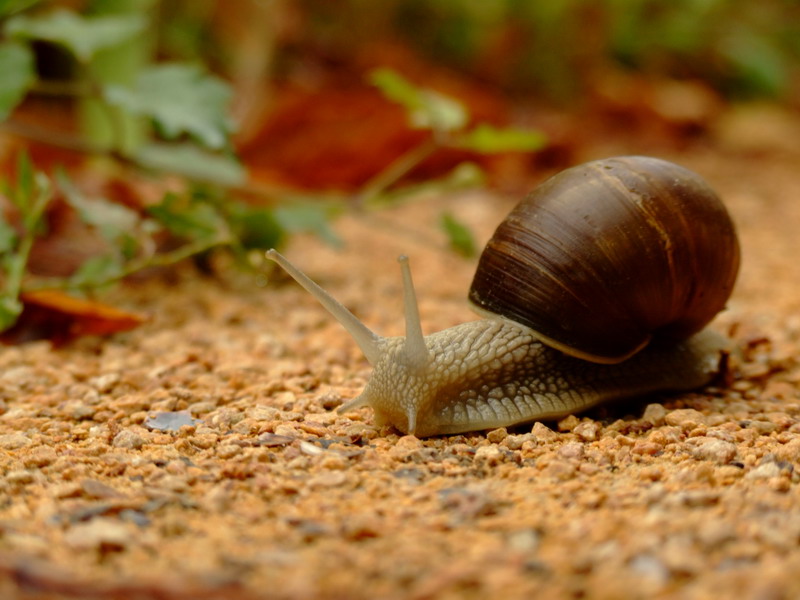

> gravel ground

[{"left": 1, "top": 148, "right": 800, "bottom": 600}]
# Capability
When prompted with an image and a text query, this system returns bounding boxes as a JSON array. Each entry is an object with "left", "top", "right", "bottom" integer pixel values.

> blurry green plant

[
  {"left": 0, "top": 2, "right": 548, "bottom": 333},
  {"left": 0, "top": 151, "right": 346, "bottom": 330},
  {"left": 0, "top": 3, "right": 244, "bottom": 180},
  {"left": 607, "top": 0, "right": 798, "bottom": 99},
  {"left": 366, "top": 68, "right": 546, "bottom": 255},
  {"left": 0, "top": 152, "right": 51, "bottom": 328},
  {"left": 0, "top": 3, "right": 318, "bottom": 331},
  {"left": 303, "top": 0, "right": 800, "bottom": 101}
]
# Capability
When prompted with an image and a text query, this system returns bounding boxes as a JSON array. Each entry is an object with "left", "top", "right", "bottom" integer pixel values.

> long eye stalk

[
  {"left": 398, "top": 255, "right": 431, "bottom": 371},
  {"left": 266, "top": 250, "right": 383, "bottom": 365}
]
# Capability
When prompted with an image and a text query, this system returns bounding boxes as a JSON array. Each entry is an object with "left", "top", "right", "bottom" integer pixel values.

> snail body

[{"left": 267, "top": 156, "right": 738, "bottom": 437}]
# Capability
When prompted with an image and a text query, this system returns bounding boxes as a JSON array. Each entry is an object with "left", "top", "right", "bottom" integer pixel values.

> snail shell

[{"left": 468, "top": 156, "right": 740, "bottom": 364}]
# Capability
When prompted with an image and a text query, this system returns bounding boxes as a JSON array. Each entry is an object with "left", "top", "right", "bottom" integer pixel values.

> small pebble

[
  {"left": 64, "top": 518, "right": 133, "bottom": 551},
  {"left": 474, "top": 445, "right": 503, "bottom": 465},
  {"left": 573, "top": 421, "right": 601, "bottom": 442},
  {"left": 112, "top": 430, "right": 146, "bottom": 450},
  {"left": 642, "top": 404, "right": 667, "bottom": 426},
  {"left": 665, "top": 409, "right": 707, "bottom": 429},
  {"left": 486, "top": 428, "right": 507, "bottom": 443},
  {"left": 0, "top": 433, "right": 31, "bottom": 450},
  {"left": 531, "top": 422, "right": 558, "bottom": 442},
  {"left": 688, "top": 437, "right": 737, "bottom": 464}
]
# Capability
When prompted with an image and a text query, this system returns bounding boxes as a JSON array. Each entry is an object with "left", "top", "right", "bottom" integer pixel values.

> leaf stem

[
  {"left": 0, "top": 174, "right": 53, "bottom": 325},
  {"left": 25, "top": 234, "right": 233, "bottom": 293},
  {"left": 356, "top": 137, "right": 440, "bottom": 207}
]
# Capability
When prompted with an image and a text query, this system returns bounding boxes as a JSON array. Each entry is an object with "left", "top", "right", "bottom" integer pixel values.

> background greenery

[{"left": 0, "top": 0, "right": 797, "bottom": 336}]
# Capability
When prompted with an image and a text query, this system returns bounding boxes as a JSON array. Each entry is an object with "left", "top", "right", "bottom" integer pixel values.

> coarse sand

[{"left": 1, "top": 149, "right": 800, "bottom": 600}]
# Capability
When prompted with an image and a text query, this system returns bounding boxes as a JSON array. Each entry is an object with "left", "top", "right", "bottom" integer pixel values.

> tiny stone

[
  {"left": 274, "top": 391, "right": 297, "bottom": 408},
  {"left": 748, "top": 420, "right": 778, "bottom": 435},
  {"left": 157, "top": 475, "right": 188, "bottom": 492},
  {"left": 64, "top": 518, "right": 133, "bottom": 551},
  {"left": 486, "top": 428, "right": 508, "bottom": 443},
  {"left": 558, "top": 442, "right": 585, "bottom": 460},
  {"left": 274, "top": 424, "right": 298, "bottom": 437},
  {"left": 216, "top": 444, "right": 241, "bottom": 459},
  {"left": 642, "top": 404, "right": 667, "bottom": 426},
  {"left": 531, "top": 422, "right": 558, "bottom": 442},
  {"left": 503, "top": 434, "right": 531, "bottom": 451},
  {"left": 573, "top": 421, "right": 600, "bottom": 442},
  {"left": 188, "top": 401, "right": 217, "bottom": 416},
  {"left": 246, "top": 405, "right": 279, "bottom": 421},
  {"left": 319, "top": 392, "right": 342, "bottom": 410},
  {"left": 389, "top": 435, "right": 424, "bottom": 459},
  {"left": 299, "top": 441, "right": 324, "bottom": 455},
  {"left": 256, "top": 433, "right": 294, "bottom": 447},
  {"left": 319, "top": 453, "right": 349, "bottom": 470},
  {"left": 81, "top": 479, "right": 123, "bottom": 499},
  {"left": 629, "top": 554, "right": 670, "bottom": 584},
  {"left": 22, "top": 447, "right": 57, "bottom": 468},
  {"left": 632, "top": 441, "right": 662, "bottom": 456},
  {"left": 89, "top": 373, "right": 120, "bottom": 393},
  {"left": 508, "top": 529, "right": 540, "bottom": 552},
  {"left": 689, "top": 437, "right": 737, "bottom": 464},
  {"left": 543, "top": 460, "right": 577, "bottom": 480},
  {"left": 474, "top": 445, "right": 503, "bottom": 465},
  {"left": 191, "top": 433, "right": 219, "bottom": 449},
  {"left": 112, "top": 430, "right": 145, "bottom": 450},
  {"left": 308, "top": 471, "right": 348, "bottom": 488},
  {"left": 745, "top": 462, "right": 783, "bottom": 480},
  {"left": 557, "top": 415, "right": 580, "bottom": 432},
  {"left": 70, "top": 403, "right": 96, "bottom": 420},
  {"left": 679, "top": 490, "right": 720, "bottom": 507},
  {"left": 665, "top": 408, "right": 707, "bottom": 429},
  {"left": 6, "top": 470, "right": 34, "bottom": 484},
  {"left": 0, "top": 433, "right": 30, "bottom": 450}
]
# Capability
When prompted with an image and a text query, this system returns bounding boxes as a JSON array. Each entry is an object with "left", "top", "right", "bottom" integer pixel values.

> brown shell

[{"left": 468, "top": 156, "right": 740, "bottom": 364}]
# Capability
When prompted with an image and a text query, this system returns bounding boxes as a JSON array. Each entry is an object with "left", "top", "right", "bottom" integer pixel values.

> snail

[{"left": 267, "top": 156, "right": 739, "bottom": 437}]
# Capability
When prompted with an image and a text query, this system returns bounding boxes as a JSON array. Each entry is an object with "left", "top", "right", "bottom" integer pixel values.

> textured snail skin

[
  {"left": 348, "top": 320, "right": 727, "bottom": 437},
  {"left": 266, "top": 248, "right": 729, "bottom": 438}
]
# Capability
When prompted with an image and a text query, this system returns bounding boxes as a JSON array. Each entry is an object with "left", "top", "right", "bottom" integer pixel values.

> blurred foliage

[
  {"left": 2, "top": 0, "right": 795, "bottom": 339},
  {"left": 299, "top": 0, "right": 800, "bottom": 101},
  {"left": 0, "top": 0, "right": 548, "bottom": 334}
]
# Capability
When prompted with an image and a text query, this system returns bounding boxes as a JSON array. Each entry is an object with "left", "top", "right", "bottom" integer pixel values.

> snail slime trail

[{"left": 266, "top": 156, "right": 738, "bottom": 437}]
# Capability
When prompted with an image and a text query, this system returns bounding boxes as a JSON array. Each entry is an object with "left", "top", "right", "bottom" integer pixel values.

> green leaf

[
  {"left": 68, "top": 254, "right": 124, "bottom": 289},
  {"left": 227, "top": 205, "right": 286, "bottom": 251},
  {"left": 458, "top": 124, "right": 548, "bottom": 154},
  {"left": 105, "top": 64, "right": 234, "bottom": 149},
  {"left": 440, "top": 211, "right": 477, "bottom": 258},
  {"left": 147, "top": 192, "right": 226, "bottom": 241},
  {"left": 0, "top": 0, "right": 42, "bottom": 18},
  {"left": 370, "top": 67, "right": 468, "bottom": 132},
  {"left": 371, "top": 68, "right": 425, "bottom": 112},
  {"left": 0, "top": 42, "right": 34, "bottom": 120},
  {"left": 0, "top": 218, "right": 18, "bottom": 255},
  {"left": 134, "top": 142, "right": 245, "bottom": 186},
  {"left": 720, "top": 31, "right": 788, "bottom": 97},
  {"left": 415, "top": 90, "right": 468, "bottom": 132},
  {"left": 5, "top": 9, "right": 145, "bottom": 62},
  {"left": 274, "top": 202, "right": 343, "bottom": 248},
  {"left": 0, "top": 294, "right": 23, "bottom": 331},
  {"left": 57, "top": 171, "right": 140, "bottom": 244},
  {"left": 366, "top": 162, "right": 486, "bottom": 208},
  {"left": 10, "top": 150, "right": 33, "bottom": 210}
]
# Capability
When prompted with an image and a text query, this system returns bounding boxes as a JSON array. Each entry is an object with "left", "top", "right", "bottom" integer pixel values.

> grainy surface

[{"left": 2, "top": 147, "right": 800, "bottom": 600}]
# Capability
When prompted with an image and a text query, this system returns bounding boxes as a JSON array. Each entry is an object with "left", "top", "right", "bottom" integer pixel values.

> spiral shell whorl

[{"left": 468, "top": 156, "right": 740, "bottom": 364}]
